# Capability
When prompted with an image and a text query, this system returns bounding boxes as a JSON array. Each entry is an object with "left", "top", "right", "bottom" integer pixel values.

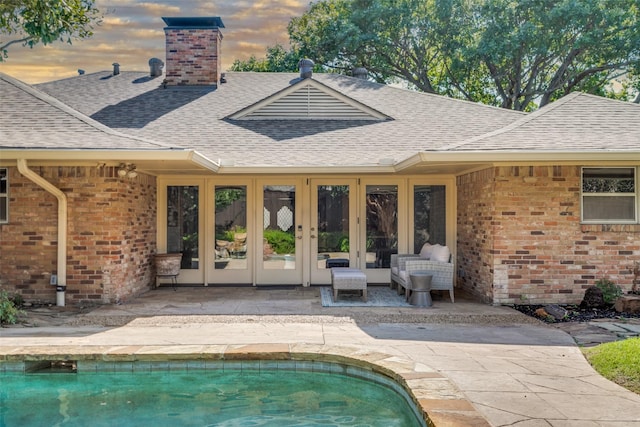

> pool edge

[{"left": 0, "top": 344, "right": 490, "bottom": 427}]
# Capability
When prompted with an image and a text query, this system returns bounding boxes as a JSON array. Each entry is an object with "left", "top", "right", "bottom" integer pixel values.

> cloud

[{"left": 0, "top": 0, "right": 313, "bottom": 84}]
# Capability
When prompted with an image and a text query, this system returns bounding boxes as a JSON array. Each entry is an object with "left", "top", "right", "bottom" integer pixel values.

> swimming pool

[{"left": 0, "top": 359, "right": 427, "bottom": 426}]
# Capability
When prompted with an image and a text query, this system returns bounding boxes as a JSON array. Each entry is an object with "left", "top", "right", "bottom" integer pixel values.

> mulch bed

[{"left": 514, "top": 304, "right": 640, "bottom": 323}]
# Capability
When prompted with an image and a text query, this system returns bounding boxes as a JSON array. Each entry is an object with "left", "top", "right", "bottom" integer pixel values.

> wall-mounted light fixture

[{"left": 117, "top": 163, "right": 138, "bottom": 179}]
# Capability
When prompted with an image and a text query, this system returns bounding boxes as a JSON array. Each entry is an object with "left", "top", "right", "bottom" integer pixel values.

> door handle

[
  {"left": 296, "top": 235, "right": 302, "bottom": 240},
  {"left": 310, "top": 235, "right": 316, "bottom": 239}
]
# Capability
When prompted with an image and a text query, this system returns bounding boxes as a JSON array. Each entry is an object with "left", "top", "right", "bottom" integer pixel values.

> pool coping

[{"left": 0, "top": 343, "right": 489, "bottom": 427}]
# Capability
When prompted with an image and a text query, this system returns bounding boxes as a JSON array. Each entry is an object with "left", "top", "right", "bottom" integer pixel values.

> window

[
  {"left": 582, "top": 167, "right": 637, "bottom": 223},
  {"left": 0, "top": 168, "right": 7, "bottom": 223},
  {"left": 167, "top": 185, "right": 199, "bottom": 269},
  {"left": 413, "top": 185, "right": 446, "bottom": 253}
]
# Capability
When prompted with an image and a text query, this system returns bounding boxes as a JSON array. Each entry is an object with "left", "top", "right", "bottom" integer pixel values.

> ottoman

[{"left": 331, "top": 268, "right": 367, "bottom": 301}]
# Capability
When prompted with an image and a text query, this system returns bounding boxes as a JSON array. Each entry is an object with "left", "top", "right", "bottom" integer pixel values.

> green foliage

[
  {"left": 317, "top": 232, "right": 349, "bottom": 253},
  {"left": 216, "top": 225, "right": 247, "bottom": 242},
  {"left": 0, "top": 0, "right": 101, "bottom": 61},
  {"left": 595, "top": 278, "right": 623, "bottom": 305},
  {"left": 284, "top": 0, "right": 640, "bottom": 109},
  {"left": 215, "top": 187, "right": 245, "bottom": 212},
  {"left": 230, "top": 44, "right": 308, "bottom": 73},
  {"left": 263, "top": 229, "right": 295, "bottom": 255},
  {"left": 0, "top": 290, "right": 24, "bottom": 325},
  {"left": 583, "top": 337, "right": 640, "bottom": 394}
]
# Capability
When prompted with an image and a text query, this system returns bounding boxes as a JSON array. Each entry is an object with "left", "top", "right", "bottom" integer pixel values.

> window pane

[
  {"left": 317, "top": 185, "right": 349, "bottom": 269},
  {"left": 215, "top": 186, "right": 247, "bottom": 270},
  {"left": 414, "top": 185, "right": 446, "bottom": 253},
  {"left": 0, "top": 168, "right": 7, "bottom": 194},
  {"left": 0, "top": 197, "right": 6, "bottom": 222},
  {"left": 263, "top": 185, "right": 296, "bottom": 270},
  {"left": 582, "top": 168, "right": 635, "bottom": 193},
  {"left": 366, "top": 185, "right": 397, "bottom": 268},
  {"left": 167, "top": 186, "right": 199, "bottom": 269},
  {"left": 583, "top": 196, "right": 635, "bottom": 221}
]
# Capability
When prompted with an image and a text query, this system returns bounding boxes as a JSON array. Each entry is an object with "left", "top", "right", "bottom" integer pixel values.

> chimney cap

[{"left": 162, "top": 16, "right": 225, "bottom": 29}]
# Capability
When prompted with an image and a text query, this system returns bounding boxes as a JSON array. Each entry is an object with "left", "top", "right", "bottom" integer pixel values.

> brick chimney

[{"left": 162, "top": 17, "right": 224, "bottom": 86}]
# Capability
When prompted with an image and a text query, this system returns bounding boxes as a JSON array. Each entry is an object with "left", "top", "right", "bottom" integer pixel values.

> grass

[{"left": 583, "top": 337, "right": 640, "bottom": 394}]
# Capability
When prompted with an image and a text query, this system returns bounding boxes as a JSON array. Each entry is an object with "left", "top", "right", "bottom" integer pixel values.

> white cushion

[
  {"left": 391, "top": 267, "right": 398, "bottom": 275},
  {"left": 430, "top": 244, "right": 451, "bottom": 263},
  {"left": 399, "top": 270, "right": 409, "bottom": 282},
  {"left": 419, "top": 243, "right": 434, "bottom": 259}
]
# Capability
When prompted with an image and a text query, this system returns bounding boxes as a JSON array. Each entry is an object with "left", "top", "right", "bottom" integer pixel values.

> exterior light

[
  {"left": 117, "top": 163, "right": 138, "bottom": 179},
  {"left": 117, "top": 163, "right": 128, "bottom": 177}
]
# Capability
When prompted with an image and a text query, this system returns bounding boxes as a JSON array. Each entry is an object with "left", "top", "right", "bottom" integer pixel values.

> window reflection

[
  {"left": 413, "top": 185, "right": 446, "bottom": 253},
  {"left": 366, "top": 185, "right": 398, "bottom": 268},
  {"left": 167, "top": 186, "right": 199, "bottom": 269},
  {"left": 263, "top": 185, "right": 296, "bottom": 270},
  {"left": 215, "top": 186, "right": 247, "bottom": 270}
]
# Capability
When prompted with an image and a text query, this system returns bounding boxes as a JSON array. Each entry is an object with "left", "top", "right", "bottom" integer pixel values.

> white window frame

[
  {"left": 581, "top": 166, "right": 638, "bottom": 224},
  {"left": 0, "top": 168, "right": 7, "bottom": 224}
]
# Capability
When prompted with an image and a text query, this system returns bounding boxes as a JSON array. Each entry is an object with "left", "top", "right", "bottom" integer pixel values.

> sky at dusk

[{"left": 0, "top": 0, "right": 311, "bottom": 84}]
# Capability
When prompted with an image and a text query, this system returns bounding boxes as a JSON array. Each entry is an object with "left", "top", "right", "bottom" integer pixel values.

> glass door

[
  {"left": 164, "top": 183, "right": 203, "bottom": 284},
  {"left": 256, "top": 180, "right": 303, "bottom": 285},
  {"left": 360, "top": 179, "right": 406, "bottom": 283},
  {"left": 209, "top": 183, "right": 252, "bottom": 284},
  {"left": 310, "top": 180, "right": 357, "bottom": 284}
]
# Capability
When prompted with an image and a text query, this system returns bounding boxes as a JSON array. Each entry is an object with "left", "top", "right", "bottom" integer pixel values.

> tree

[
  {"left": 287, "top": 0, "right": 640, "bottom": 110},
  {"left": 230, "top": 43, "right": 302, "bottom": 72},
  {"left": 0, "top": 0, "right": 101, "bottom": 61}
]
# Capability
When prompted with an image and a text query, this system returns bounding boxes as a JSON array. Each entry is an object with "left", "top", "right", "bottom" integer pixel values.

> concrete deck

[{"left": 2, "top": 286, "right": 640, "bottom": 426}]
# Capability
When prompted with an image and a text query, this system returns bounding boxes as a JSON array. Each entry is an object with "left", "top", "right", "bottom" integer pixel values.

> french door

[
  {"left": 160, "top": 176, "right": 451, "bottom": 287},
  {"left": 255, "top": 179, "right": 303, "bottom": 285},
  {"left": 310, "top": 179, "right": 357, "bottom": 284}
]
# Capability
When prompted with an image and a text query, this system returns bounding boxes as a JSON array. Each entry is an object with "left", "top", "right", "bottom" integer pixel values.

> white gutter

[{"left": 16, "top": 159, "right": 67, "bottom": 306}]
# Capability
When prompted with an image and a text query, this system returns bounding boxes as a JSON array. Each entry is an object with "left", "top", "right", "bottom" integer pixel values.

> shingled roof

[
  {"left": 0, "top": 73, "right": 173, "bottom": 151},
  {"left": 34, "top": 71, "right": 524, "bottom": 168},
  {"left": 451, "top": 92, "right": 640, "bottom": 152},
  {"left": 5, "top": 68, "right": 638, "bottom": 173}
]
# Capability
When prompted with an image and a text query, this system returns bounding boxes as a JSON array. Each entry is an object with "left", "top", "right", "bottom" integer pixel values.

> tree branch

[{"left": 0, "top": 36, "right": 33, "bottom": 52}]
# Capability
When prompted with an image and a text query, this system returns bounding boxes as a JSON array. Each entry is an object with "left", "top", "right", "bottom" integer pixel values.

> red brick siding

[
  {"left": 456, "top": 168, "right": 496, "bottom": 303},
  {"left": 457, "top": 166, "right": 640, "bottom": 305},
  {"left": 165, "top": 28, "right": 222, "bottom": 86},
  {"left": 0, "top": 166, "right": 157, "bottom": 304}
]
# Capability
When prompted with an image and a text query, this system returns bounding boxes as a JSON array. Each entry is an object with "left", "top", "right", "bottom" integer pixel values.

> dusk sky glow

[{"left": 0, "top": 0, "right": 311, "bottom": 84}]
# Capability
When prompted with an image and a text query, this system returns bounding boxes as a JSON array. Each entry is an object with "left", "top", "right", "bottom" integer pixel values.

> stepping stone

[
  {"left": 589, "top": 322, "right": 629, "bottom": 333},
  {"left": 612, "top": 323, "right": 640, "bottom": 334}
]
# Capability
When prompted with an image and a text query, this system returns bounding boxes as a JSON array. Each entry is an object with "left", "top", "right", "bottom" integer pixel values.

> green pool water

[{"left": 0, "top": 363, "right": 424, "bottom": 426}]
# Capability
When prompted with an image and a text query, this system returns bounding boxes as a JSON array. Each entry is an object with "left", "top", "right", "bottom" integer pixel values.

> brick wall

[
  {"left": 165, "top": 27, "right": 222, "bottom": 86},
  {"left": 0, "top": 166, "right": 157, "bottom": 304},
  {"left": 457, "top": 166, "right": 640, "bottom": 305},
  {"left": 456, "top": 168, "right": 496, "bottom": 303}
]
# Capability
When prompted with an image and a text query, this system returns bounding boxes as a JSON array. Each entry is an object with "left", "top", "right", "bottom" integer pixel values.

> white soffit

[{"left": 228, "top": 78, "right": 390, "bottom": 121}]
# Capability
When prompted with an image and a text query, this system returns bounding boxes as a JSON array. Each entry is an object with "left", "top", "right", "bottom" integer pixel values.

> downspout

[{"left": 16, "top": 159, "right": 68, "bottom": 306}]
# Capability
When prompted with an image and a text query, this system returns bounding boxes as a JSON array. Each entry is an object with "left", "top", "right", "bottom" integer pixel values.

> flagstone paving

[{"left": 2, "top": 286, "right": 640, "bottom": 426}]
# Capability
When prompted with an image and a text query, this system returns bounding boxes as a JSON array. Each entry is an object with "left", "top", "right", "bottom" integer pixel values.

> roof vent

[
  {"left": 299, "top": 58, "right": 314, "bottom": 79},
  {"left": 112, "top": 63, "right": 120, "bottom": 76},
  {"left": 353, "top": 67, "right": 368, "bottom": 80},
  {"left": 77, "top": 69, "right": 85, "bottom": 75},
  {"left": 149, "top": 58, "right": 164, "bottom": 77}
]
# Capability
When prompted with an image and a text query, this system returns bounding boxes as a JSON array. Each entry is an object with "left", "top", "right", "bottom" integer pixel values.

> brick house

[{"left": 1, "top": 17, "right": 639, "bottom": 306}]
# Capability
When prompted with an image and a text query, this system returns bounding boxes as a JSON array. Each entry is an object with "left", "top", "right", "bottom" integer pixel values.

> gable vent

[{"left": 232, "top": 82, "right": 388, "bottom": 121}]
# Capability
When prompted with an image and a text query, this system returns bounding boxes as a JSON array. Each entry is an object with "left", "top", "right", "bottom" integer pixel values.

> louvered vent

[{"left": 242, "top": 84, "right": 379, "bottom": 120}]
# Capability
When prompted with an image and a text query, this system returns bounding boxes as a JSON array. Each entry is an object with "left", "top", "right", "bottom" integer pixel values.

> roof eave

[{"left": 0, "top": 149, "right": 220, "bottom": 173}]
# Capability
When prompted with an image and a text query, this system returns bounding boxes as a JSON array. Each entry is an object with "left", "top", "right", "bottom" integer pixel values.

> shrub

[
  {"left": 0, "top": 290, "right": 24, "bottom": 325},
  {"left": 595, "top": 278, "right": 623, "bottom": 305},
  {"left": 263, "top": 229, "right": 295, "bottom": 255}
]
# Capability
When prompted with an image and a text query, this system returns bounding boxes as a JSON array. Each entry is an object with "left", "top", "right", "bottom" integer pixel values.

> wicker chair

[{"left": 390, "top": 253, "right": 454, "bottom": 303}]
